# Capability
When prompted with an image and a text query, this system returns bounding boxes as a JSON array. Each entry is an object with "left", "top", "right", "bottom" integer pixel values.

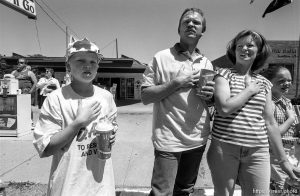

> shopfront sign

[
  {"left": 0, "top": 0, "right": 36, "bottom": 19},
  {"left": 272, "top": 48, "right": 297, "bottom": 58}
]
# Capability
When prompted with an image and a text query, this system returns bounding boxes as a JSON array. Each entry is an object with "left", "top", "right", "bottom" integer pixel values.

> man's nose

[{"left": 187, "top": 21, "right": 195, "bottom": 27}]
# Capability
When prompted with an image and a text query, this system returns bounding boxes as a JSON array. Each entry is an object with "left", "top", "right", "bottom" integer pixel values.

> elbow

[
  {"left": 141, "top": 94, "right": 151, "bottom": 105},
  {"left": 216, "top": 107, "right": 232, "bottom": 117},
  {"left": 141, "top": 87, "right": 152, "bottom": 105}
]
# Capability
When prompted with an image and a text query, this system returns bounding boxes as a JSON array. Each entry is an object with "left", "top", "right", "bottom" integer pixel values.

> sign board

[{"left": 0, "top": 0, "right": 36, "bottom": 19}]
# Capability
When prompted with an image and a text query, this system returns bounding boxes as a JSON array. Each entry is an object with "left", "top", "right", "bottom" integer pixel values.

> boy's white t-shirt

[{"left": 33, "top": 85, "right": 117, "bottom": 196}]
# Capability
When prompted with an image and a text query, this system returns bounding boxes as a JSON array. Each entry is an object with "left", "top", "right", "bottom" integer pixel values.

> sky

[{"left": 0, "top": 0, "right": 299, "bottom": 64}]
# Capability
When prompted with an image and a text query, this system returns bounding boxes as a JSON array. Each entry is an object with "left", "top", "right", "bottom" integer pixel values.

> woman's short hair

[
  {"left": 226, "top": 30, "right": 271, "bottom": 72},
  {"left": 178, "top": 8, "right": 206, "bottom": 34}
]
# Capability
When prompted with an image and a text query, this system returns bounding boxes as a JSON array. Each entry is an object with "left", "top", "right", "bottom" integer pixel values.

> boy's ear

[{"left": 66, "top": 62, "right": 71, "bottom": 72}]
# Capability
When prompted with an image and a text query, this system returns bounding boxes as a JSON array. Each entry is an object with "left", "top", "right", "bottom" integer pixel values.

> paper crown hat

[{"left": 66, "top": 37, "right": 102, "bottom": 61}]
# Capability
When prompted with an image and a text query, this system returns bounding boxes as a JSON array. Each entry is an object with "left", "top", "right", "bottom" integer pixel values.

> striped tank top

[{"left": 212, "top": 68, "right": 273, "bottom": 147}]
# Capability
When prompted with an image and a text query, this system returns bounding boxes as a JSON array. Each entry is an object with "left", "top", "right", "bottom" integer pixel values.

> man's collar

[
  {"left": 272, "top": 95, "right": 289, "bottom": 104},
  {"left": 272, "top": 95, "right": 281, "bottom": 103},
  {"left": 174, "top": 43, "right": 201, "bottom": 55}
]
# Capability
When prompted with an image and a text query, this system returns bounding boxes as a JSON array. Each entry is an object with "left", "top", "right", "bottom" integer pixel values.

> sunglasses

[{"left": 19, "top": 62, "right": 25, "bottom": 64}]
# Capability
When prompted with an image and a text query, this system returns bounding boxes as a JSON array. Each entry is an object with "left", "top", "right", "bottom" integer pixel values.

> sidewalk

[{"left": 0, "top": 102, "right": 240, "bottom": 196}]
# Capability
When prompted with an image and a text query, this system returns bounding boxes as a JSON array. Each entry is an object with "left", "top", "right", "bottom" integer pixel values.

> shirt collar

[
  {"left": 272, "top": 95, "right": 289, "bottom": 104},
  {"left": 173, "top": 43, "right": 202, "bottom": 57}
]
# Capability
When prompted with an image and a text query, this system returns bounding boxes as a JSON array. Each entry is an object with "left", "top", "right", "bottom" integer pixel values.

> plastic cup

[
  {"left": 95, "top": 122, "right": 114, "bottom": 159},
  {"left": 198, "top": 69, "right": 216, "bottom": 91}
]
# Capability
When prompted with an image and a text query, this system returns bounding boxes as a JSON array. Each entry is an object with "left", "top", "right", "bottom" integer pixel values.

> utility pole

[
  {"left": 296, "top": 33, "right": 300, "bottom": 98},
  {"left": 116, "top": 38, "right": 118, "bottom": 58},
  {"left": 65, "top": 26, "right": 69, "bottom": 58}
]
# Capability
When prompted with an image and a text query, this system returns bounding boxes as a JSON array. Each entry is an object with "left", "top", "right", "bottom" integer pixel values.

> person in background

[
  {"left": 11, "top": 58, "right": 37, "bottom": 102},
  {"left": 12, "top": 58, "right": 37, "bottom": 127},
  {"left": 141, "top": 8, "right": 214, "bottom": 196},
  {"left": 26, "top": 65, "right": 31, "bottom": 71},
  {"left": 33, "top": 38, "right": 118, "bottom": 196},
  {"left": 262, "top": 66, "right": 300, "bottom": 191},
  {"left": 207, "top": 29, "right": 298, "bottom": 196},
  {"left": 36, "top": 68, "right": 60, "bottom": 108},
  {"left": 62, "top": 72, "right": 72, "bottom": 87}
]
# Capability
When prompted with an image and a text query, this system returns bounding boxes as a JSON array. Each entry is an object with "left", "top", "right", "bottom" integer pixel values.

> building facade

[{"left": 0, "top": 55, "right": 146, "bottom": 101}]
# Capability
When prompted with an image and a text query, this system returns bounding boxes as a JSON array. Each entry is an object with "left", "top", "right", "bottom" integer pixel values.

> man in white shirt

[{"left": 141, "top": 8, "right": 215, "bottom": 196}]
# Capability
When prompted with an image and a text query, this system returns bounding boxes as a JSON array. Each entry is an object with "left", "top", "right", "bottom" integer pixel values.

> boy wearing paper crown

[{"left": 33, "top": 38, "right": 118, "bottom": 196}]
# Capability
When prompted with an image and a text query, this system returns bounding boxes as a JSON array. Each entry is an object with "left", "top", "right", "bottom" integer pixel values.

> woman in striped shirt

[{"left": 207, "top": 30, "right": 298, "bottom": 196}]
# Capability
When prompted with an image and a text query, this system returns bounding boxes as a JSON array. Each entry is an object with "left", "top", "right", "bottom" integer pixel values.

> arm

[
  {"left": 36, "top": 78, "right": 47, "bottom": 89},
  {"left": 141, "top": 81, "right": 180, "bottom": 105},
  {"left": 278, "top": 107, "right": 295, "bottom": 135},
  {"left": 214, "top": 75, "right": 264, "bottom": 117},
  {"left": 29, "top": 71, "right": 37, "bottom": 94},
  {"left": 141, "top": 69, "right": 200, "bottom": 105},
  {"left": 55, "top": 79, "right": 61, "bottom": 89},
  {"left": 43, "top": 100, "right": 101, "bottom": 157},
  {"left": 264, "top": 91, "right": 298, "bottom": 180}
]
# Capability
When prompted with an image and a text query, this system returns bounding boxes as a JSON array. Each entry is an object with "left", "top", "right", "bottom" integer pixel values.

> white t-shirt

[
  {"left": 37, "top": 77, "right": 61, "bottom": 96},
  {"left": 142, "top": 44, "right": 213, "bottom": 152},
  {"left": 33, "top": 85, "right": 117, "bottom": 196}
]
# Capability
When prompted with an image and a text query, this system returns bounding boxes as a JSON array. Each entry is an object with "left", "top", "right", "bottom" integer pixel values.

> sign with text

[{"left": 0, "top": 0, "right": 36, "bottom": 19}]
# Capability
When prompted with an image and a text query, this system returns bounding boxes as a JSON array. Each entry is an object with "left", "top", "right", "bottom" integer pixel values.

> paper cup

[
  {"left": 95, "top": 129, "right": 113, "bottom": 159},
  {"left": 198, "top": 69, "right": 216, "bottom": 91}
]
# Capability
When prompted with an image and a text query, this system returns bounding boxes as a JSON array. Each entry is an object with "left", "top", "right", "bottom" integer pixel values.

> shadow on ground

[{"left": 116, "top": 100, "right": 142, "bottom": 107}]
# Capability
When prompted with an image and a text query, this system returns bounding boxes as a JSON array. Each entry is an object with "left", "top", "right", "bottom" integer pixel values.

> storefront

[{"left": 0, "top": 55, "right": 146, "bottom": 101}]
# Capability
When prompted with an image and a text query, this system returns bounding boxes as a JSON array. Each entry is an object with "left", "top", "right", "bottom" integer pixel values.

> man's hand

[
  {"left": 196, "top": 80, "right": 215, "bottom": 100},
  {"left": 75, "top": 100, "right": 101, "bottom": 128},
  {"left": 173, "top": 69, "right": 200, "bottom": 89}
]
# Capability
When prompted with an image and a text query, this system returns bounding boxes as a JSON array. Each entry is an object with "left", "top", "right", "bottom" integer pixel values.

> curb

[{"left": 116, "top": 188, "right": 242, "bottom": 196}]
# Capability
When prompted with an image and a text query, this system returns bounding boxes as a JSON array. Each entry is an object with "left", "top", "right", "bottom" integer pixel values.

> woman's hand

[{"left": 245, "top": 80, "right": 264, "bottom": 95}]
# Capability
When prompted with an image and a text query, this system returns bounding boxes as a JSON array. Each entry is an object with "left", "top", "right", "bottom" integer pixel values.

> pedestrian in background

[
  {"left": 12, "top": 58, "right": 37, "bottom": 127},
  {"left": 36, "top": 68, "right": 60, "bottom": 108},
  {"left": 207, "top": 29, "right": 298, "bottom": 195},
  {"left": 11, "top": 58, "right": 37, "bottom": 104},
  {"left": 262, "top": 66, "right": 300, "bottom": 191},
  {"left": 141, "top": 8, "right": 214, "bottom": 196},
  {"left": 33, "top": 38, "right": 118, "bottom": 196}
]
